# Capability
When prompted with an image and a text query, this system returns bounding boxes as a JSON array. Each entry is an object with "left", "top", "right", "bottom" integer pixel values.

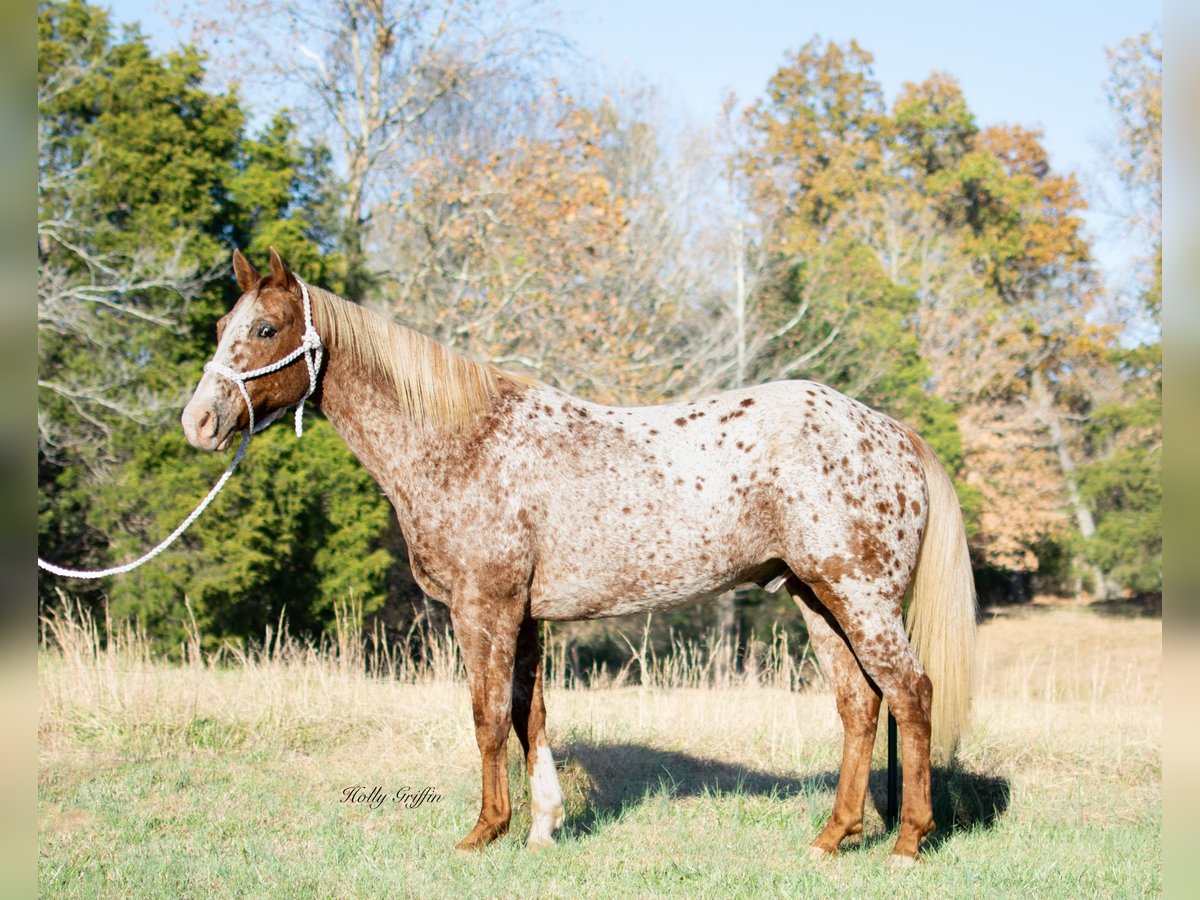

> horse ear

[
  {"left": 267, "top": 247, "right": 298, "bottom": 291},
  {"left": 232, "top": 248, "right": 260, "bottom": 292}
]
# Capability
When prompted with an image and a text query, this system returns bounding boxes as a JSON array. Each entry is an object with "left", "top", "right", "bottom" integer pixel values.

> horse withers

[{"left": 182, "top": 249, "right": 976, "bottom": 863}]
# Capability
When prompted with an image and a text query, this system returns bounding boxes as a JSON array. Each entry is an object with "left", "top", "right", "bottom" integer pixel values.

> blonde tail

[{"left": 904, "top": 429, "right": 977, "bottom": 763}]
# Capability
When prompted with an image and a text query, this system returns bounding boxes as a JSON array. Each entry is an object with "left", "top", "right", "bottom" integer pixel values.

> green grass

[{"left": 38, "top": 604, "right": 1161, "bottom": 897}]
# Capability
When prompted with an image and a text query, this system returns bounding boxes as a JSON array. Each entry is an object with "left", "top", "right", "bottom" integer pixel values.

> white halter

[{"left": 203, "top": 277, "right": 325, "bottom": 437}]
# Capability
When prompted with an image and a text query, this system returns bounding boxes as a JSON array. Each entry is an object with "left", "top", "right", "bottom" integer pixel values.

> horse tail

[{"left": 903, "top": 427, "right": 976, "bottom": 763}]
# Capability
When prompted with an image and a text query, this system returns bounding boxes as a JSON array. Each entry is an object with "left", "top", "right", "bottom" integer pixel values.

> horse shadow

[{"left": 554, "top": 740, "right": 1009, "bottom": 854}]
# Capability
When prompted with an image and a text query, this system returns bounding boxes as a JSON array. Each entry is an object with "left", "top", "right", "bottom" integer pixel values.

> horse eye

[{"left": 256, "top": 323, "right": 277, "bottom": 339}]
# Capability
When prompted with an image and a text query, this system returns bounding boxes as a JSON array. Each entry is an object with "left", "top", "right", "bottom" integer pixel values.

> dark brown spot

[
  {"left": 675, "top": 417, "right": 687, "bottom": 427},
  {"left": 740, "top": 398, "right": 755, "bottom": 408}
]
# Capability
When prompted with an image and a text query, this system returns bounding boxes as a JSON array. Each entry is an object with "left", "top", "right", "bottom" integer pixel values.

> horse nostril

[{"left": 197, "top": 409, "right": 215, "bottom": 438}]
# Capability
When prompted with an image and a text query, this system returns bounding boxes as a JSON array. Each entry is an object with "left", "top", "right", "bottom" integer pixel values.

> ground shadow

[
  {"left": 862, "top": 763, "right": 1012, "bottom": 852},
  {"left": 558, "top": 740, "right": 1010, "bottom": 853}
]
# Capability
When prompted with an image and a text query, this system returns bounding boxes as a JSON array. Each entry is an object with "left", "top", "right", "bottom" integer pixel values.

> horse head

[{"left": 182, "top": 248, "right": 322, "bottom": 451}]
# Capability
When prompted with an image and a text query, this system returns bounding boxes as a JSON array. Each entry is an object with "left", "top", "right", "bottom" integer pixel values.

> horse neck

[
  {"left": 316, "top": 343, "right": 420, "bottom": 458},
  {"left": 307, "top": 292, "right": 506, "bottom": 516}
]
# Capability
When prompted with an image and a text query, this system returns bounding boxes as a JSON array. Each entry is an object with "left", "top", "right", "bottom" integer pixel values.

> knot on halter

[{"left": 203, "top": 278, "right": 325, "bottom": 439}]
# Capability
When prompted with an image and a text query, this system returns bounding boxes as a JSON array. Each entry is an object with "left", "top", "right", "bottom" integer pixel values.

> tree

[
  {"left": 39, "top": 0, "right": 238, "bottom": 601},
  {"left": 741, "top": 48, "right": 1131, "bottom": 595},
  {"left": 184, "top": 0, "right": 558, "bottom": 299},
  {"left": 742, "top": 41, "right": 967, "bottom": 481},
  {"left": 1104, "top": 27, "right": 1161, "bottom": 320},
  {"left": 377, "top": 89, "right": 696, "bottom": 403},
  {"left": 38, "top": 0, "right": 400, "bottom": 641},
  {"left": 38, "top": 0, "right": 219, "bottom": 471},
  {"left": 1069, "top": 28, "right": 1162, "bottom": 597}
]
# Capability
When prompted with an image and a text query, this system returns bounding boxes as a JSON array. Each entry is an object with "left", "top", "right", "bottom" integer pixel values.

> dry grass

[{"left": 38, "top": 599, "right": 1161, "bottom": 896}]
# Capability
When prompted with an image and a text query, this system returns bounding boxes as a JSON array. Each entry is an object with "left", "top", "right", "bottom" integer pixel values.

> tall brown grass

[{"left": 39, "top": 599, "right": 819, "bottom": 693}]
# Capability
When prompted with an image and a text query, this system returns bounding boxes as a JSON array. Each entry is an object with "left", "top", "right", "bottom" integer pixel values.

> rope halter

[{"left": 203, "top": 277, "right": 325, "bottom": 438}]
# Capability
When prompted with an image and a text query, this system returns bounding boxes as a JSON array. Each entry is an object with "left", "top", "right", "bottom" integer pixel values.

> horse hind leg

[
  {"left": 803, "top": 579, "right": 935, "bottom": 863},
  {"left": 788, "top": 578, "right": 882, "bottom": 856},
  {"left": 511, "top": 617, "right": 565, "bottom": 848}
]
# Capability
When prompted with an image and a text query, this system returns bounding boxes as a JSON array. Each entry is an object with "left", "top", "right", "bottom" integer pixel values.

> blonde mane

[{"left": 306, "top": 284, "right": 522, "bottom": 431}]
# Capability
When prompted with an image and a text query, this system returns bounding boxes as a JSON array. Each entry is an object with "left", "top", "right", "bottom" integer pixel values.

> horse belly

[
  {"left": 530, "top": 566, "right": 733, "bottom": 620},
  {"left": 528, "top": 499, "right": 772, "bottom": 620}
]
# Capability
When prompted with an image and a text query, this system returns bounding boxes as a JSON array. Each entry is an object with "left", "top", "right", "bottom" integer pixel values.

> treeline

[{"left": 38, "top": 0, "right": 1161, "bottom": 654}]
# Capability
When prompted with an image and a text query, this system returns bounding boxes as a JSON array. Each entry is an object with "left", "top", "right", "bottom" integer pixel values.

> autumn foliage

[{"left": 38, "top": 2, "right": 1160, "bottom": 650}]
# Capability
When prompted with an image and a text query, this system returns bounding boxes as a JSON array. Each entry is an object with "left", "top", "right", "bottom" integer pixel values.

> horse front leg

[
  {"left": 450, "top": 587, "right": 524, "bottom": 851},
  {"left": 511, "top": 617, "right": 564, "bottom": 848}
]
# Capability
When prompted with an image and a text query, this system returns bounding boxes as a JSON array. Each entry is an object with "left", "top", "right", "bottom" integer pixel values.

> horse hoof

[
  {"left": 808, "top": 844, "right": 835, "bottom": 860},
  {"left": 886, "top": 853, "right": 918, "bottom": 869},
  {"left": 526, "top": 837, "right": 555, "bottom": 851}
]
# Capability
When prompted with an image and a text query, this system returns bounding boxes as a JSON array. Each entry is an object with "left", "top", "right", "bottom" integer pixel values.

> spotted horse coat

[{"left": 183, "top": 249, "right": 976, "bottom": 864}]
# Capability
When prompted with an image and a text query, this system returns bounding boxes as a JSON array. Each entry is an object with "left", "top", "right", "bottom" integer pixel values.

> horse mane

[{"left": 306, "top": 283, "right": 526, "bottom": 431}]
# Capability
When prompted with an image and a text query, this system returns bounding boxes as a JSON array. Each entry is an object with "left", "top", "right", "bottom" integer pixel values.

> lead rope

[{"left": 37, "top": 278, "right": 324, "bottom": 580}]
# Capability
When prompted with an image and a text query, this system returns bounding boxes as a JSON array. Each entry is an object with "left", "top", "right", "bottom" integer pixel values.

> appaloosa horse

[{"left": 183, "top": 249, "right": 976, "bottom": 863}]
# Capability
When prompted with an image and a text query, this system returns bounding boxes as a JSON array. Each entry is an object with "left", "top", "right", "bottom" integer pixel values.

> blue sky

[
  {"left": 556, "top": 1, "right": 1156, "bottom": 179},
  {"left": 102, "top": 0, "right": 1160, "bottom": 287}
]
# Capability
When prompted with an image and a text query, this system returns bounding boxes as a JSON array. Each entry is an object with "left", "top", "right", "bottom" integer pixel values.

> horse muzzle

[{"left": 182, "top": 383, "right": 238, "bottom": 452}]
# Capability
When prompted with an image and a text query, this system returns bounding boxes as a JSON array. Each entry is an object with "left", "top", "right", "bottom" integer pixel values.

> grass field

[{"left": 38, "top": 601, "right": 1161, "bottom": 897}]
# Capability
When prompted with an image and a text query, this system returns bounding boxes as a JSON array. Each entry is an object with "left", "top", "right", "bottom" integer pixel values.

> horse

[{"left": 182, "top": 248, "right": 976, "bottom": 864}]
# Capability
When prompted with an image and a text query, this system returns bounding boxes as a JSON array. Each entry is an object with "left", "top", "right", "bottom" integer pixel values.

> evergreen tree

[{"left": 38, "top": 0, "right": 396, "bottom": 645}]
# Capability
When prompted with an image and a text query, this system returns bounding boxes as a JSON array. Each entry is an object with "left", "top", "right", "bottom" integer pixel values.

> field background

[{"left": 38, "top": 601, "right": 1160, "bottom": 896}]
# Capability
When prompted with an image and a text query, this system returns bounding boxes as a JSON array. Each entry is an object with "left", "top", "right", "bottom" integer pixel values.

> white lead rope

[
  {"left": 37, "top": 432, "right": 251, "bottom": 579},
  {"left": 37, "top": 278, "right": 324, "bottom": 580}
]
